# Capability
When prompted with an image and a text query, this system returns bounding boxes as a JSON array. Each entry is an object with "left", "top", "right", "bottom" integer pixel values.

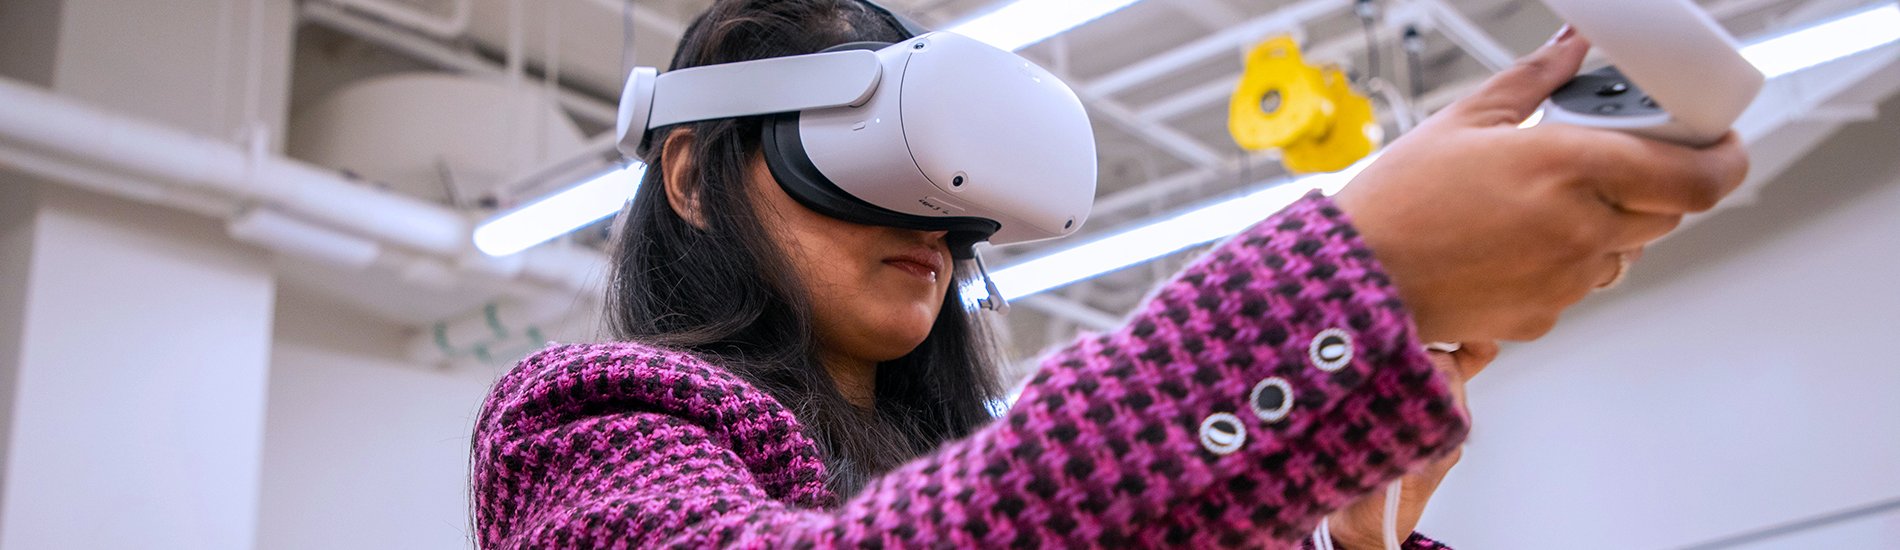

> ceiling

[{"left": 283, "top": 0, "right": 1839, "bottom": 367}]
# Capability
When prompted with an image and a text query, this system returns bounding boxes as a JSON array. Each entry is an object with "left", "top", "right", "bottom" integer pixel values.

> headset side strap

[{"left": 650, "top": 50, "right": 882, "bottom": 130}]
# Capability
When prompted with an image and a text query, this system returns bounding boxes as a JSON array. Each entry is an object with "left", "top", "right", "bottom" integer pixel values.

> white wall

[
  {"left": 0, "top": 186, "right": 277, "bottom": 550},
  {"left": 0, "top": 181, "right": 39, "bottom": 523},
  {"left": 254, "top": 288, "right": 506, "bottom": 550},
  {"left": 1422, "top": 104, "right": 1900, "bottom": 548},
  {"left": 0, "top": 1, "right": 296, "bottom": 546}
]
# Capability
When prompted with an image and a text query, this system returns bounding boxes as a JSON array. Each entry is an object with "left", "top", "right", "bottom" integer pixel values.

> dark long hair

[{"left": 606, "top": 0, "right": 1004, "bottom": 498}]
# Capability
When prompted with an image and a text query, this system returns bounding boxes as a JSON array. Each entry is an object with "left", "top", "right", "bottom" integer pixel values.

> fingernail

[{"left": 1546, "top": 25, "right": 1577, "bottom": 46}]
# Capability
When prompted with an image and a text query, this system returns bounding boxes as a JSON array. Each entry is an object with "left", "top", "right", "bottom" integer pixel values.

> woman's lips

[{"left": 883, "top": 248, "right": 945, "bottom": 282}]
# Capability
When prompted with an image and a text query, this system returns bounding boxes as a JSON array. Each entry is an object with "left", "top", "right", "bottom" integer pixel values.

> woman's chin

[{"left": 867, "top": 305, "right": 939, "bottom": 358}]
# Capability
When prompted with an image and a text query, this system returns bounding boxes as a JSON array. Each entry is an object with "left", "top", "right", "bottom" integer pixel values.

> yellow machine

[{"left": 1228, "top": 36, "right": 1383, "bottom": 173}]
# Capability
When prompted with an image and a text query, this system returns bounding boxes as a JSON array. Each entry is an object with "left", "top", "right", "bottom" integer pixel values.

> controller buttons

[
  {"left": 1640, "top": 96, "right": 1659, "bottom": 109},
  {"left": 1594, "top": 103, "right": 1624, "bottom": 115},
  {"left": 1596, "top": 82, "right": 1631, "bottom": 96}
]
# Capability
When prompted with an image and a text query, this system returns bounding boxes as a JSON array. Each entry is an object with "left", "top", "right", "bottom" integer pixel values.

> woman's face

[{"left": 743, "top": 155, "right": 954, "bottom": 366}]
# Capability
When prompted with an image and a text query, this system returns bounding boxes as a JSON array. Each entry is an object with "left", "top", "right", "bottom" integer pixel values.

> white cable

[
  {"left": 1383, "top": 479, "right": 1404, "bottom": 550},
  {"left": 1313, "top": 516, "right": 1336, "bottom": 550},
  {"left": 1310, "top": 479, "right": 1403, "bottom": 549},
  {"left": 1364, "top": 77, "right": 1418, "bottom": 134}
]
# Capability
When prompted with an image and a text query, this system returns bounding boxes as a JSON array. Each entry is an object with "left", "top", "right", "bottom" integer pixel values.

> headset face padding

[
  {"left": 760, "top": 41, "right": 999, "bottom": 257},
  {"left": 787, "top": 33, "right": 1097, "bottom": 253},
  {"left": 763, "top": 110, "right": 1001, "bottom": 257}
]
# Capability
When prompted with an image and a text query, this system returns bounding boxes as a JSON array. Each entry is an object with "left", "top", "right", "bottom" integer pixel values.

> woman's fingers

[
  {"left": 1577, "top": 130, "right": 1751, "bottom": 215},
  {"left": 1445, "top": 27, "right": 1591, "bottom": 127},
  {"left": 1335, "top": 28, "right": 1748, "bottom": 343},
  {"left": 1611, "top": 211, "right": 1683, "bottom": 249},
  {"left": 1450, "top": 341, "right": 1500, "bottom": 380}
]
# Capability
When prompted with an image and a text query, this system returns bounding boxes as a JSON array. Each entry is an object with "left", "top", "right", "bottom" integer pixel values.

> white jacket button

[
  {"left": 1250, "top": 377, "right": 1294, "bottom": 423},
  {"left": 1199, "top": 412, "right": 1247, "bottom": 455},
  {"left": 1308, "top": 328, "right": 1354, "bottom": 372}
]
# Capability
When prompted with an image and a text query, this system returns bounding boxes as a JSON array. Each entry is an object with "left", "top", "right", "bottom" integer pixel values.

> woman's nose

[{"left": 899, "top": 228, "right": 949, "bottom": 244}]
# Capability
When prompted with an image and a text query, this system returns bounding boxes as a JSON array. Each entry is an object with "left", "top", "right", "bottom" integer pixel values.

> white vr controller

[{"left": 1537, "top": 0, "right": 1765, "bottom": 146}]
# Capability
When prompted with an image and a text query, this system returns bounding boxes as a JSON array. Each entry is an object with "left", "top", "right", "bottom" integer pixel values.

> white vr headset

[{"left": 613, "top": 14, "right": 1098, "bottom": 264}]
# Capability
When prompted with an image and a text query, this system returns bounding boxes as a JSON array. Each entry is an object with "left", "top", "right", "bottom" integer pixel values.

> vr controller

[{"left": 1536, "top": 0, "right": 1764, "bottom": 146}]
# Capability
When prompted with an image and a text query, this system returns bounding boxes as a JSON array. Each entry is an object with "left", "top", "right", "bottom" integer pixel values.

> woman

[{"left": 471, "top": 1, "right": 1748, "bottom": 548}]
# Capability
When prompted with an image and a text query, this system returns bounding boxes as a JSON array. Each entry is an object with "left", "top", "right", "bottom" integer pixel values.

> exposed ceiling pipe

[
  {"left": 0, "top": 143, "right": 241, "bottom": 219},
  {"left": 407, "top": 292, "right": 602, "bottom": 366},
  {"left": 0, "top": 78, "right": 469, "bottom": 255},
  {"left": 1, "top": 139, "right": 395, "bottom": 275},
  {"left": 0, "top": 76, "right": 607, "bottom": 298},
  {"left": 228, "top": 208, "right": 385, "bottom": 270},
  {"left": 405, "top": 238, "right": 609, "bottom": 366}
]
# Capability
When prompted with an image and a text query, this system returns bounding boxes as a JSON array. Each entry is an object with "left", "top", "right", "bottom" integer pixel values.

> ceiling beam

[
  {"left": 1085, "top": 93, "right": 1228, "bottom": 168},
  {"left": 1082, "top": 0, "right": 1348, "bottom": 99},
  {"left": 1161, "top": 0, "right": 1249, "bottom": 30},
  {"left": 1411, "top": 0, "right": 1515, "bottom": 70}
]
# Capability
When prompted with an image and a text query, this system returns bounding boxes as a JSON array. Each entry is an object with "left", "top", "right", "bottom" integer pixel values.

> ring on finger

[{"left": 1596, "top": 251, "right": 1635, "bottom": 290}]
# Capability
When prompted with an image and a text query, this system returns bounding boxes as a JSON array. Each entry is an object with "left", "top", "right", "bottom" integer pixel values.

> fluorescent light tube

[
  {"left": 473, "top": 163, "right": 645, "bottom": 256},
  {"left": 991, "top": 158, "right": 1369, "bottom": 299},
  {"left": 1742, "top": 3, "right": 1900, "bottom": 79},
  {"left": 948, "top": 0, "right": 1143, "bottom": 52}
]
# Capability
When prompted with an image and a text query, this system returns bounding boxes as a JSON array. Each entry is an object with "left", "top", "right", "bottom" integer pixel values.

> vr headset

[{"left": 613, "top": 2, "right": 1099, "bottom": 278}]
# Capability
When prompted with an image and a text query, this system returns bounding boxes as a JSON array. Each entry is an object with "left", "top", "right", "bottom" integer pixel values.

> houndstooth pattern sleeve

[{"left": 472, "top": 192, "right": 1469, "bottom": 549}]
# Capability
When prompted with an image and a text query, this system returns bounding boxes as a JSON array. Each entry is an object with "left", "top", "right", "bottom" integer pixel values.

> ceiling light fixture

[
  {"left": 1741, "top": 2, "right": 1900, "bottom": 79},
  {"left": 472, "top": 163, "right": 645, "bottom": 256},
  {"left": 990, "top": 158, "right": 1368, "bottom": 299},
  {"left": 947, "top": 0, "right": 1144, "bottom": 52}
]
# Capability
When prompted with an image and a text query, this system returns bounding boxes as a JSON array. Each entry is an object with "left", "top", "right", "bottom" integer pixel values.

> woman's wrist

[{"left": 1324, "top": 517, "right": 1387, "bottom": 550}]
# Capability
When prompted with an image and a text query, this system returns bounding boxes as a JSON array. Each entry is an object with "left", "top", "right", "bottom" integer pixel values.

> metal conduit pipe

[
  {"left": 0, "top": 76, "right": 612, "bottom": 298},
  {"left": 407, "top": 297, "right": 577, "bottom": 365},
  {"left": 0, "top": 141, "right": 397, "bottom": 276},
  {"left": 0, "top": 76, "right": 470, "bottom": 255}
]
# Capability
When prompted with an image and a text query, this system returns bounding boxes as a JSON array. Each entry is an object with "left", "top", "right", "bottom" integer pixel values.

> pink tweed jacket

[{"left": 473, "top": 194, "right": 1468, "bottom": 549}]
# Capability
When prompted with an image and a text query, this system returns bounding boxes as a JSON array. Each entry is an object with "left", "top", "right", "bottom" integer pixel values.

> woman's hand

[
  {"left": 1334, "top": 28, "right": 1750, "bottom": 343},
  {"left": 1326, "top": 342, "right": 1500, "bottom": 549}
]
